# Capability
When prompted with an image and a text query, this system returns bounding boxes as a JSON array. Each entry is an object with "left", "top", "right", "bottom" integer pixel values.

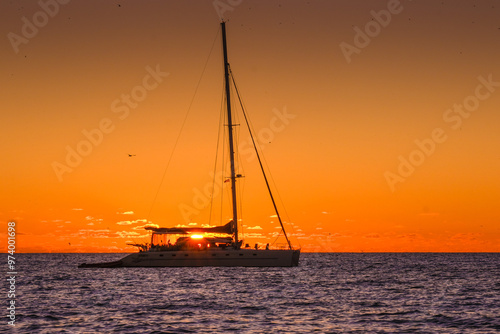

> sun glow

[
  {"left": 190, "top": 234, "right": 204, "bottom": 239},
  {"left": 2, "top": 2, "right": 500, "bottom": 254}
]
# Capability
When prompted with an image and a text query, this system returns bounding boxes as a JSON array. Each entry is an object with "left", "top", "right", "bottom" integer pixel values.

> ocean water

[{"left": 9, "top": 253, "right": 500, "bottom": 333}]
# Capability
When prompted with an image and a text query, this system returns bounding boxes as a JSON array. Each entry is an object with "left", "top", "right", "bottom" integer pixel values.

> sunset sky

[{"left": 2, "top": 0, "right": 499, "bottom": 253}]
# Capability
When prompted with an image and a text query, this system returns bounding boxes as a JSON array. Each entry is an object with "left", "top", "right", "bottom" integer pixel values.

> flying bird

[{"left": 128, "top": 154, "right": 136, "bottom": 157}]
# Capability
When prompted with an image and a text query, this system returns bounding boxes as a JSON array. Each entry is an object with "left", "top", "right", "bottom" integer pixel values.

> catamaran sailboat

[{"left": 79, "top": 22, "right": 300, "bottom": 268}]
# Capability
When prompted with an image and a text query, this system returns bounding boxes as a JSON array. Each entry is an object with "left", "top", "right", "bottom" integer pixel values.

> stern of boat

[{"left": 292, "top": 249, "right": 301, "bottom": 266}]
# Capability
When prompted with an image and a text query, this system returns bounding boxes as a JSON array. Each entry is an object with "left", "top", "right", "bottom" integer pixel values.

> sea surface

[{"left": 8, "top": 253, "right": 500, "bottom": 333}]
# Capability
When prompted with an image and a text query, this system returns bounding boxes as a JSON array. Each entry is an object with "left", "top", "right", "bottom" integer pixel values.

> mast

[{"left": 221, "top": 21, "right": 239, "bottom": 245}]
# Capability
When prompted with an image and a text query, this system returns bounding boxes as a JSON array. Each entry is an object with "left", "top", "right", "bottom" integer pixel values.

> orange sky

[{"left": 1, "top": 0, "right": 499, "bottom": 253}]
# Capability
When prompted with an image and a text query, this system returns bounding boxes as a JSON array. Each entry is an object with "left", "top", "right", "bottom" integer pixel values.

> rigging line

[
  {"left": 230, "top": 69, "right": 287, "bottom": 248},
  {"left": 146, "top": 26, "right": 221, "bottom": 221},
  {"left": 231, "top": 88, "right": 292, "bottom": 246},
  {"left": 229, "top": 68, "right": 293, "bottom": 250},
  {"left": 272, "top": 230, "right": 284, "bottom": 247},
  {"left": 229, "top": 80, "right": 246, "bottom": 232},
  {"left": 230, "top": 70, "right": 299, "bottom": 249},
  {"left": 258, "top": 148, "right": 302, "bottom": 248},
  {"left": 208, "top": 79, "right": 226, "bottom": 226},
  {"left": 257, "top": 146, "right": 301, "bottom": 248}
]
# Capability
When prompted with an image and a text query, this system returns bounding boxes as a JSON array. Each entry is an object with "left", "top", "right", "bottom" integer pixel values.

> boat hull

[{"left": 79, "top": 249, "right": 300, "bottom": 267}]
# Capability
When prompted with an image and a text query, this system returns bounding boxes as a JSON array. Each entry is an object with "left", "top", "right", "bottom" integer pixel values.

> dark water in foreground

[{"left": 8, "top": 253, "right": 500, "bottom": 333}]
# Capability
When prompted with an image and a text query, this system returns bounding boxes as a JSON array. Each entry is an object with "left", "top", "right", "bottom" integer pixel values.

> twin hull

[{"left": 81, "top": 249, "right": 300, "bottom": 267}]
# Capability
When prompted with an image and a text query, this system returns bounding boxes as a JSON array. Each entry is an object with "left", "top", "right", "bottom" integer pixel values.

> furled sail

[{"left": 145, "top": 221, "right": 234, "bottom": 235}]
